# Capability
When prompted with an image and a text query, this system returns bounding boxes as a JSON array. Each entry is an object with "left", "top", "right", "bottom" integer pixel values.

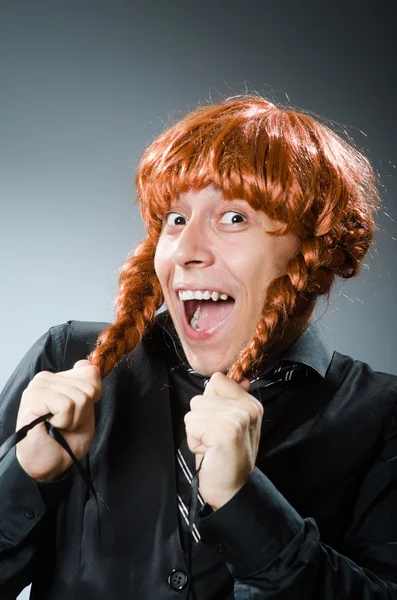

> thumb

[
  {"left": 238, "top": 377, "right": 251, "bottom": 392},
  {"left": 70, "top": 359, "right": 102, "bottom": 395},
  {"left": 204, "top": 372, "right": 251, "bottom": 396}
]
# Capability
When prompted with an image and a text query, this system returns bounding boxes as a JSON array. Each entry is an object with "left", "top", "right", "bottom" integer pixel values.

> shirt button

[
  {"left": 167, "top": 569, "right": 189, "bottom": 591},
  {"left": 24, "top": 508, "right": 35, "bottom": 519},
  {"left": 217, "top": 543, "right": 227, "bottom": 554}
]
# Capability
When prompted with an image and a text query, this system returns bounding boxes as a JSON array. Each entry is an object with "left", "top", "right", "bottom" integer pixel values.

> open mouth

[{"left": 178, "top": 290, "right": 236, "bottom": 333}]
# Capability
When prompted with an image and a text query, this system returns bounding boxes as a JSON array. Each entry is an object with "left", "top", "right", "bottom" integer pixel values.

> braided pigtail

[
  {"left": 226, "top": 253, "right": 317, "bottom": 382},
  {"left": 88, "top": 237, "right": 163, "bottom": 378},
  {"left": 227, "top": 222, "right": 373, "bottom": 382}
]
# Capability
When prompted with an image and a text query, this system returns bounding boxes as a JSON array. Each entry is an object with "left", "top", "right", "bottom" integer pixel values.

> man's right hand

[{"left": 15, "top": 360, "right": 102, "bottom": 481}]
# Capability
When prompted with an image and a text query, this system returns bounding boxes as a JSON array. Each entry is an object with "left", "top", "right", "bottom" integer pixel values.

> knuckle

[
  {"left": 240, "top": 409, "right": 251, "bottom": 427},
  {"left": 62, "top": 397, "right": 74, "bottom": 415},
  {"left": 231, "top": 408, "right": 249, "bottom": 427},
  {"left": 33, "top": 370, "right": 53, "bottom": 382},
  {"left": 228, "top": 421, "right": 244, "bottom": 443},
  {"left": 74, "top": 388, "right": 90, "bottom": 407},
  {"left": 86, "top": 365, "right": 102, "bottom": 380},
  {"left": 189, "top": 395, "right": 201, "bottom": 409},
  {"left": 20, "top": 388, "right": 32, "bottom": 405},
  {"left": 212, "top": 372, "right": 223, "bottom": 384},
  {"left": 23, "top": 375, "right": 49, "bottom": 396},
  {"left": 81, "top": 382, "right": 97, "bottom": 402},
  {"left": 249, "top": 399, "right": 263, "bottom": 419},
  {"left": 185, "top": 420, "right": 196, "bottom": 437}
]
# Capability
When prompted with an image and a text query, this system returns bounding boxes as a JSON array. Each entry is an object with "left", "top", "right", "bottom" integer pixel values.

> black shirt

[
  {"left": 160, "top": 313, "right": 397, "bottom": 597},
  {"left": 0, "top": 313, "right": 396, "bottom": 599}
]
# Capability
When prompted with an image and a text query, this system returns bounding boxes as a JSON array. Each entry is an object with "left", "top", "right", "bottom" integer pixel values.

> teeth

[
  {"left": 190, "top": 304, "right": 201, "bottom": 330},
  {"left": 178, "top": 290, "right": 230, "bottom": 301}
]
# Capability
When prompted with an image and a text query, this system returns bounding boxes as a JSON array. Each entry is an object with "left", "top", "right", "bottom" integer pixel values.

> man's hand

[
  {"left": 184, "top": 372, "right": 263, "bottom": 510},
  {"left": 16, "top": 360, "right": 102, "bottom": 482}
]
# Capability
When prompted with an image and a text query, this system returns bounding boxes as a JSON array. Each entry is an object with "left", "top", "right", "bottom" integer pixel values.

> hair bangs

[{"left": 136, "top": 97, "right": 379, "bottom": 242}]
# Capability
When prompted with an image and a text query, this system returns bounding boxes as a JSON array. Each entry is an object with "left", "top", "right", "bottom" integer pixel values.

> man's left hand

[{"left": 184, "top": 372, "right": 264, "bottom": 511}]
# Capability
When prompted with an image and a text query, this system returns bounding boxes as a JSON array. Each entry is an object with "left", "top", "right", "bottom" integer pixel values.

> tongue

[{"left": 197, "top": 299, "right": 234, "bottom": 330}]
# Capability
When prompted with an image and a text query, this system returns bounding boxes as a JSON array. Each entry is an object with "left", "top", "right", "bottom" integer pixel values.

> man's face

[{"left": 154, "top": 187, "right": 300, "bottom": 376}]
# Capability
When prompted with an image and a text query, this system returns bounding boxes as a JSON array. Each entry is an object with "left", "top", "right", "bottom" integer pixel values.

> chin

[{"left": 184, "top": 351, "right": 234, "bottom": 377}]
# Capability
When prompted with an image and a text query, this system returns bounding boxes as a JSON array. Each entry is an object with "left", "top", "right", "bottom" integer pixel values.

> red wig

[{"left": 88, "top": 96, "right": 379, "bottom": 381}]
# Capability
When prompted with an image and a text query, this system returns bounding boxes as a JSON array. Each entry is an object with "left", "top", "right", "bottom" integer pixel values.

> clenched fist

[
  {"left": 184, "top": 372, "right": 263, "bottom": 511},
  {"left": 15, "top": 360, "right": 102, "bottom": 482}
]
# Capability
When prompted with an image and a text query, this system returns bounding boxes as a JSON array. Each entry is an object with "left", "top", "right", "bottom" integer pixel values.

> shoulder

[
  {"left": 50, "top": 314, "right": 174, "bottom": 371},
  {"left": 0, "top": 320, "right": 105, "bottom": 439},
  {"left": 44, "top": 320, "right": 110, "bottom": 368},
  {"left": 49, "top": 319, "right": 110, "bottom": 343},
  {"left": 327, "top": 350, "right": 397, "bottom": 434},
  {"left": 17, "top": 319, "right": 111, "bottom": 374},
  {"left": 330, "top": 350, "right": 397, "bottom": 391}
]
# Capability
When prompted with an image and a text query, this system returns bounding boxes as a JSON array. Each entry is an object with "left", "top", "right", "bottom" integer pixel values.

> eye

[
  {"left": 219, "top": 211, "right": 247, "bottom": 225},
  {"left": 165, "top": 212, "right": 187, "bottom": 226}
]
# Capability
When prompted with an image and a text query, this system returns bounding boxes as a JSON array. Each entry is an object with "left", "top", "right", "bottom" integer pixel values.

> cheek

[
  {"left": 154, "top": 239, "right": 176, "bottom": 302},
  {"left": 240, "top": 235, "right": 300, "bottom": 298},
  {"left": 267, "top": 233, "right": 300, "bottom": 275},
  {"left": 153, "top": 242, "right": 167, "bottom": 285}
]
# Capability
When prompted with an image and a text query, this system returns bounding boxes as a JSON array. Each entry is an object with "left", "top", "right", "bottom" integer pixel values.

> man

[{"left": 0, "top": 97, "right": 396, "bottom": 598}]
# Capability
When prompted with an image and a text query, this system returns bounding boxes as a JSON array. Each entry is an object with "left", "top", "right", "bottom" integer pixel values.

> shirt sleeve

[
  {"left": 198, "top": 400, "right": 397, "bottom": 599},
  {"left": 0, "top": 324, "right": 74, "bottom": 598}
]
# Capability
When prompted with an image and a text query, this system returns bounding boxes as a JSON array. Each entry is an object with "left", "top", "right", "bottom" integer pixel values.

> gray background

[{"left": 0, "top": 1, "right": 395, "bottom": 597}]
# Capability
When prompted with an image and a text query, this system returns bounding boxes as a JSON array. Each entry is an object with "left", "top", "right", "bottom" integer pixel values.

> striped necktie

[{"left": 176, "top": 361, "right": 311, "bottom": 552}]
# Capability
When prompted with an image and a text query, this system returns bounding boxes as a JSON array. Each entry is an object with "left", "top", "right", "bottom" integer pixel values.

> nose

[{"left": 171, "top": 219, "right": 215, "bottom": 268}]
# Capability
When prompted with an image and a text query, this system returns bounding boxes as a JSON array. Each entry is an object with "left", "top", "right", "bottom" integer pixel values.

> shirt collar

[
  {"left": 257, "top": 319, "right": 333, "bottom": 380},
  {"left": 155, "top": 310, "right": 333, "bottom": 382}
]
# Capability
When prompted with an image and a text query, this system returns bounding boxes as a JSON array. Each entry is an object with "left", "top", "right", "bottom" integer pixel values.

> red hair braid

[{"left": 88, "top": 237, "right": 163, "bottom": 378}]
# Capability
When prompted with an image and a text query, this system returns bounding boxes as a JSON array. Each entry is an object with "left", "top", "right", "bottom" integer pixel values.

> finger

[
  {"left": 34, "top": 370, "right": 102, "bottom": 404},
  {"left": 190, "top": 395, "right": 231, "bottom": 411},
  {"left": 201, "top": 374, "right": 261, "bottom": 417},
  {"left": 185, "top": 416, "right": 212, "bottom": 454},
  {"left": 38, "top": 380, "right": 97, "bottom": 428},
  {"left": 185, "top": 412, "right": 249, "bottom": 451},
  {"left": 21, "top": 387, "right": 77, "bottom": 430},
  {"left": 22, "top": 375, "right": 97, "bottom": 429},
  {"left": 58, "top": 363, "right": 102, "bottom": 395},
  {"left": 238, "top": 377, "right": 251, "bottom": 392},
  {"left": 190, "top": 395, "right": 260, "bottom": 417},
  {"left": 186, "top": 408, "right": 251, "bottom": 430},
  {"left": 204, "top": 371, "right": 250, "bottom": 398},
  {"left": 73, "top": 359, "right": 92, "bottom": 369},
  {"left": 55, "top": 375, "right": 102, "bottom": 404}
]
